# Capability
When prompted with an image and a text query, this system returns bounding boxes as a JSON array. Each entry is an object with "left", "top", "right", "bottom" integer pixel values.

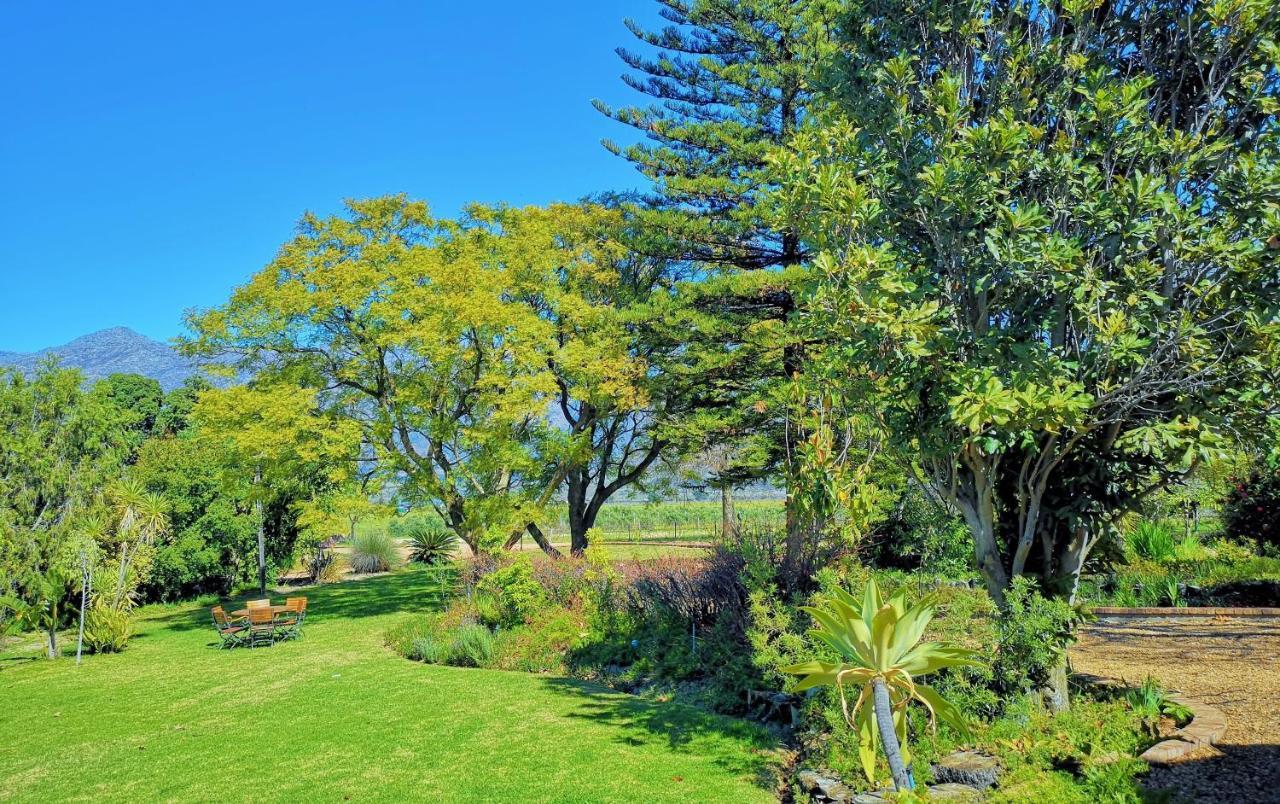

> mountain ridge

[{"left": 0, "top": 327, "right": 203, "bottom": 390}]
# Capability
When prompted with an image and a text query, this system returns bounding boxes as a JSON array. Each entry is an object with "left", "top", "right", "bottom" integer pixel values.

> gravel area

[{"left": 1073, "top": 616, "right": 1280, "bottom": 803}]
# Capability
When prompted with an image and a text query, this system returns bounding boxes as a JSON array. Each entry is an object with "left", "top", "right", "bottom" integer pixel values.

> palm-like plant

[
  {"left": 782, "top": 579, "right": 983, "bottom": 791},
  {"left": 108, "top": 478, "right": 170, "bottom": 608},
  {"left": 407, "top": 528, "right": 458, "bottom": 565}
]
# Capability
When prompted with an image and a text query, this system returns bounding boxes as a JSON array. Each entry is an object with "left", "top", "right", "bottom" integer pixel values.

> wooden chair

[
  {"left": 212, "top": 606, "right": 248, "bottom": 649},
  {"left": 275, "top": 597, "right": 305, "bottom": 640},
  {"left": 246, "top": 598, "right": 271, "bottom": 609},
  {"left": 247, "top": 606, "right": 276, "bottom": 647}
]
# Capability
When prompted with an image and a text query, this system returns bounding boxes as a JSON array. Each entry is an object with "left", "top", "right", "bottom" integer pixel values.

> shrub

[
  {"left": 449, "top": 624, "right": 497, "bottom": 667},
  {"left": 1127, "top": 520, "right": 1177, "bottom": 561},
  {"left": 82, "top": 605, "right": 134, "bottom": 654},
  {"left": 409, "top": 635, "right": 451, "bottom": 664},
  {"left": 407, "top": 528, "right": 458, "bottom": 566},
  {"left": 348, "top": 530, "right": 399, "bottom": 574},
  {"left": 992, "top": 577, "right": 1087, "bottom": 700},
  {"left": 473, "top": 555, "right": 546, "bottom": 628},
  {"left": 1222, "top": 463, "right": 1280, "bottom": 554}
]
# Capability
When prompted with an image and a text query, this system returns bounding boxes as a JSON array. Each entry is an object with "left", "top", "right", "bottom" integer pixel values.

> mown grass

[{"left": 0, "top": 567, "right": 779, "bottom": 803}]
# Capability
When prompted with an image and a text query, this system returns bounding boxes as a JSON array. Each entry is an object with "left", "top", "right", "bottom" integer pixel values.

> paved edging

[
  {"left": 1091, "top": 606, "right": 1280, "bottom": 617},
  {"left": 1139, "top": 692, "right": 1228, "bottom": 764},
  {"left": 1077, "top": 674, "right": 1228, "bottom": 766}
]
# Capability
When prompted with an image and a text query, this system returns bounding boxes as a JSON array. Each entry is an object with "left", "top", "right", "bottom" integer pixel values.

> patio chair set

[{"left": 211, "top": 597, "right": 308, "bottom": 648}]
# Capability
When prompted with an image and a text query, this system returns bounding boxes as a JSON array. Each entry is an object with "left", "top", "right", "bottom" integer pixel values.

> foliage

[
  {"left": 348, "top": 530, "right": 399, "bottom": 575},
  {"left": 992, "top": 577, "right": 1088, "bottom": 700},
  {"left": 406, "top": 527, "right": 458, "bottom": 566},
  {"left": 866, "top": 484, "right": 972, "bottom": 576},
  {"left": 82, "top": 603, "right": 134, "bottom": 654},
  {"left": 1223, "top": 461, "right": 1280, "bottom": 553},
  {"left": 448, "top": 623, "right": 498, "bottom": 668},
  {"left": 185, "top": 198, "right": 674, "bottom": 556},
  {"left": 782, "top": 579, "right": 982, "bottom": 784},
  {"left": 1124, "top": 677, "right": 1193, "bottom": 740},
  {"left": 777, "top": 0, "right": 1280, "bottom": 604},
  {"left": 474, "top": 554, "right": 546, "bottom": 628},
  {"left": 0, "top": 364, "right": 128, "bottom": 656},
  {"left": 1127, "top": 521, "right": 1177, "bottom": 562}
]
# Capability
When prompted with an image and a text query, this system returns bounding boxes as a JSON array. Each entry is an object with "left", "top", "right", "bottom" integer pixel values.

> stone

[
  {"left": 1140, "top": 739, "right": 1197, "bottom": 765},
  {"left": 797, "top": 769, "right": 856, "bottom": 802},
  {"left": 931, "top": 750, "right": 1001, "bottom": 790},
  {"left": 927, "top": 782, "right": 984, "bottom": 801}
]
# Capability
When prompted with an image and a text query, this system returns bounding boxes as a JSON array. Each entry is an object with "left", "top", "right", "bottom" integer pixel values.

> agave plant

[
  {"left": 407, "top": 528, "right": 459, "bottom": 566},
  {"left": 782, "top": 579, "right": 983, "bottom": 791}
]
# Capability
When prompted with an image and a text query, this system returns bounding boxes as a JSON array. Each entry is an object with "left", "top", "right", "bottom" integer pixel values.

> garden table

[{"left": 231, "top": 605, "right": 290, "bottom": 618}]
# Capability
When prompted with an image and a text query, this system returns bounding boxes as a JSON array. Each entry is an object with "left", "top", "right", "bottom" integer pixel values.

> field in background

[{"left": 356, "top": 499, "right": 787, "bottom": 549}]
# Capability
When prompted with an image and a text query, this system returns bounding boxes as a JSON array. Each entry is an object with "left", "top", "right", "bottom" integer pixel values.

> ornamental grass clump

[
  {"left": 349, "top": 531, "right": 399, "bottom": 574},
  {"left": 783, "top": 578, "right": 983, "bottom": 792}
]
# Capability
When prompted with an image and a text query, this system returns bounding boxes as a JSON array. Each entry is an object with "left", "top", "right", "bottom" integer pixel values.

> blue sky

[{"left": 0, "top": 1, "right": 659, "bottom": 352}]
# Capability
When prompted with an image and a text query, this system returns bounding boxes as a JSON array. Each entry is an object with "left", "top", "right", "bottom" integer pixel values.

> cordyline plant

[{"left": 783, "top": 579, "right": 982, "bottom": 791}]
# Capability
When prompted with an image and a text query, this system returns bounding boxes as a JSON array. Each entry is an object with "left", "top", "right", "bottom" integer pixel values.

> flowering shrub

[{"left": 1222, "top": 464, "right": 1280, "bottom": 554}]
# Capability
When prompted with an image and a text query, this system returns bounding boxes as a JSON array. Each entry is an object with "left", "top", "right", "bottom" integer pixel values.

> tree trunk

[
  {"left": 525, "top": 522, "right": 563, "bottom": 558},
  {"left": 46, "top": 624, "right": 58, "bottom": 660},
  {"left": 76, "top": 553, "right": 90, "bottom": 665},
  {"left": 255, "top": 504, "right": 267, "bottom": 596},
  {"left": 720, "top": 483, "right": 736, "bottom": 541},
  {"left": 872, "top": 678, "right": 914, "bottom": 791},
  {"left": 1041, "top": 658, "right": 1070, "bottom": 713}
]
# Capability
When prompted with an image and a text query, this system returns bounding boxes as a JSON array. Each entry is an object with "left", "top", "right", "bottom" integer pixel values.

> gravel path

[{"left": 1072, "top": 616, "right": 1280, "bottom": 803}]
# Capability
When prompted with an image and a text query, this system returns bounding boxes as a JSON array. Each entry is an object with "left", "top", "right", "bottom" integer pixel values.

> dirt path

[{"left": 1073, "top": 616, "right": 1280, "bottom": 803}]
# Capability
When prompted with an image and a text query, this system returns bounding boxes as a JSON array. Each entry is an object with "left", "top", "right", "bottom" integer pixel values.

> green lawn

[{"left": 0, "top": 568, "right": 779, "bottom": 803}]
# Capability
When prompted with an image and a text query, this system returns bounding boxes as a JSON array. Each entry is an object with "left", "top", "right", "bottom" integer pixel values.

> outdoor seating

[
  {"left": 211, "top": 606, "right": 247, "bottom": 649},
  {"left": 214, "top": 597, "right": 310, "bottom": 647},
  {"left": 247, "top": 606, "right": 277, "bottom": 647},
  {"left": 275, "top": 597, "right": 307, "bottom": 640}
]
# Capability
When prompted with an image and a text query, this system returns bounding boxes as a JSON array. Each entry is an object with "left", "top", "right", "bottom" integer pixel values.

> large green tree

[
  {"left": 0, "top": 364, "right": 127, "bottom": 656},
  {"left": 186, "top": 197, "right": 671, "bottom": 556},
  {"left": 778, "top": 0, "right": 1280, "bottom": 611}
]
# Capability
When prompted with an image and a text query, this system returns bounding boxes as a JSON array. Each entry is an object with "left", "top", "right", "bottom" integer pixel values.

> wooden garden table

[{"left": 231, "top": 605, "right": 290, "bottom": 618}]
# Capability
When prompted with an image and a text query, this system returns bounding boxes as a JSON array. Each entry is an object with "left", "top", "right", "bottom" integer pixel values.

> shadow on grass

[
  {"left": 538, "top": 676, "right": 781, "bottom": 790},
  {"left": 148, "top": 566, "right": 455, "bottom": 634}
]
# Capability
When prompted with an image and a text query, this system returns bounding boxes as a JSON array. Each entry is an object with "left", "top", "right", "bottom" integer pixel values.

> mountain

[{"left": 0, "top": 327, "right": 204, "bottom": 390}]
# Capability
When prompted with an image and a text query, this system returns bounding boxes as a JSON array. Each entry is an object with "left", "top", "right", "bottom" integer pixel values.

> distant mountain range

[{"left": 0, "top": 327, "right": 204, "bottom": 390}]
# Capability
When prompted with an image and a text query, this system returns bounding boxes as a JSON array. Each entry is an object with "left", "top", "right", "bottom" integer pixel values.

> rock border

[
  {"left": 1078, "top": 673, "right": 1228, "bottom": 766},
  {"left": 1091, "top": 606, "right": 1280, "bottom": 616},
  {"left": 1138, "top": 692, "right": 1228, "bottom": 765}
]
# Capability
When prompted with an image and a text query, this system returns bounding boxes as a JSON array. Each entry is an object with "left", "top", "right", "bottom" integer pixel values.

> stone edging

[
  {"left": 1091, "top": 606, "right": 1280, "bottom": 616},
  {"left": 1138, "top": 692, "right": 1228, "bottom": 765},
  {"left": 1078, "top": 673, "right": 1227, "bottom": 765}
]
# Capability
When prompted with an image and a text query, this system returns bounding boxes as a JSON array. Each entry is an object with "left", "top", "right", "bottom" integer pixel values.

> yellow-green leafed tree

[
  {"left": 192, "top": 384, "right": 360, "bottom": 594},
  {"left": 185, "top": 196, "right": 660, "bottom": 557}
]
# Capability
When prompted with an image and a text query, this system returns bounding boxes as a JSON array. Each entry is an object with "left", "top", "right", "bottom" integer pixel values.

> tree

[
  {"left": 104, "top": 477, "right": 170, "bottom": 608},
  {"left": 600, "top": 1, "right": 857, "bottom": 587},
  {"left": 91, "top": 373, "right": 164, "bottom": 456},
  {"left": 187, "top": 197, "right": 681, "bottom": 557},
  {"left": 0, "top": 363, "right": 127, "bottom": 657},
  {"left": 778, "top": 0, "right": 1280, "bottom": 613},
  {"left": 192, "top": 384, "right": 359, "bottom": 594}
]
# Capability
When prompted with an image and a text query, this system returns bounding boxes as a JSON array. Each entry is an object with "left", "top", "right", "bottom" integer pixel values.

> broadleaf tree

[{"left": 777, "top": 0, "right": 1280, "bottom": 612}]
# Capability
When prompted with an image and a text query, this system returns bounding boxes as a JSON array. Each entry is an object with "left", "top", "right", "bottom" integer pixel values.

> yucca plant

[
  {"left": 782, "top": 579, "right": 983, "bottom": 791},
  {"left": 407, "top": 528, "right": 458, "bottom": 566}
]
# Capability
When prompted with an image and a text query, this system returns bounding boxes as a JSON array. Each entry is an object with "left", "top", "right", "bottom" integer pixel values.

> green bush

[
  {"left": 1127, "top": 520, "right": 1177, "bottom": 561},
  {"left": 473, "top": 555, "right": 546, "bottom": 628},
  {"left": 409, "top": 635, "right": 451, "bottom": 664},
  {"left": 349, "top": 530, "right": 399, "bottom": 574},
  {"left": 992, "top": 577, "right": 1085, "bottom": 700},
  {"left": 407, "top": 528, "right": 458, "bottom": 566},
  {"left": 82, "top": 604, "right": 134, "bottom": 654},
  {"left": 449, "top": 624, "right": 497, "bottom": 667}
]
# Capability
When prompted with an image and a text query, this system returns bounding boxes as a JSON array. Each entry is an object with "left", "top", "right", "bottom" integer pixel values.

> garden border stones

[{"left": 1076, "top": 672, "right": 1228, "bottom": 766}]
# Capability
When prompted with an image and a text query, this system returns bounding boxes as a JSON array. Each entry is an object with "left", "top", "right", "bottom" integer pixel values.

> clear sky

[{"left": 0, "top": 1, "right": 659, "bottom": 352}]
